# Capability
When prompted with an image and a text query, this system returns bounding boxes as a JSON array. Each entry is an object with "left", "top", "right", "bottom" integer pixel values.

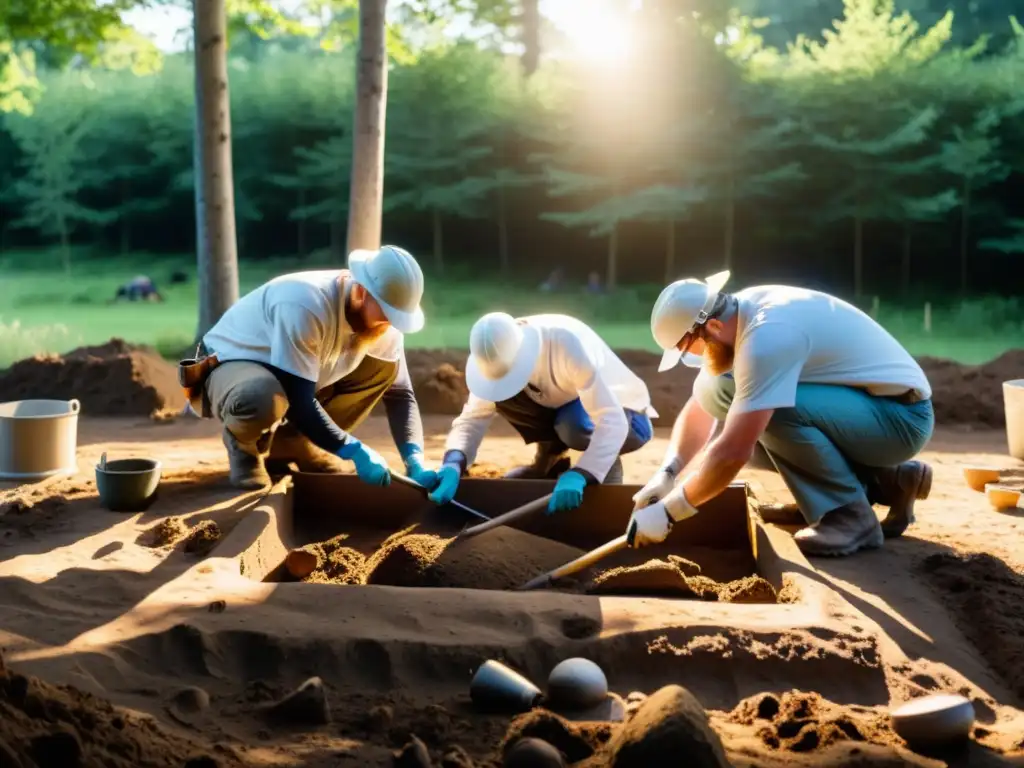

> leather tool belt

[{"left": 178, "top": 342, "right": 220, "bottom": 418}]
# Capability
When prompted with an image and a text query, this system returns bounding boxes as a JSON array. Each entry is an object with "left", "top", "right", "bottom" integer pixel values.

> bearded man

[
  {"left": 191, "top": 246, "right": 441, "bottom": 493},
  {"left": 625, "top": 271, "right": 935, "bottom": 557}
]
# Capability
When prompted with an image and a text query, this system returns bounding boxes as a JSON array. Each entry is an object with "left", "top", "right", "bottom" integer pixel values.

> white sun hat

[
  {"left": 464, "top": 312, "right": 542, "bottom": 403},
  {"left": 348, "top": 245, "right": 425, "bottom": 334},
  {"left": 651, "top": 270, "right": 731, "bottom": 372}
]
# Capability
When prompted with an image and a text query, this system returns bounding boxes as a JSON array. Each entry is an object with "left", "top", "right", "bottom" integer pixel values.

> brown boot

[
  {"left": 266, "top": 424, "right": 347, "bottom": 475},
  {"left": 223, "top": 429, "right": 271, "bottom": 490},
  {"left": 868, "top": 461, "right": 932, "bottom": 539},
  {"left": 793, "top": 500, "right": 884, "bottom": 557},
  {"left": 504, "top": 441, "right": 570, "bottom": 480}
]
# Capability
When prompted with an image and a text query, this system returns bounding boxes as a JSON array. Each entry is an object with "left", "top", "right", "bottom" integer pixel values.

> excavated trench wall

[{"left": 234, "top": 474, "right": 816, "bottom": 605}]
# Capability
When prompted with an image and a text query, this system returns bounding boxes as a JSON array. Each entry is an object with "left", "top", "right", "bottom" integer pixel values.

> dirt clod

[
  {"left": 394, "top": 736, "right": 433, "bottom": 767},
  {"left": 263, "top": 677, "right": 330, "bottom": 727},
  {"left": 183, "top": 520, "right": 221, "bottom": 555},
  {"left": 588, "top": 558, "right": 777, "bottom": 603},
  {"left": 502, "top": 710, "right": 603, "bottom": 764},
  {"left": 610, "top": 685, "right": 730, "bottom": 768},
  {"left": 142, "top": 517, "right": 188, "bottom": 548}
]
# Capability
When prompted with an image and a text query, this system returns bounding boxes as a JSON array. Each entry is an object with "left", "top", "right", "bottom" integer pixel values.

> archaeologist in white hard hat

[
  {"left": 626, "top": 271, "right": 935, "bottom": 558},
  {"left": 186, "top": 246, "right": 443, "bottom": 493},
  {"left": 428, "top": 313, "right": 658, "bottom": 514}
]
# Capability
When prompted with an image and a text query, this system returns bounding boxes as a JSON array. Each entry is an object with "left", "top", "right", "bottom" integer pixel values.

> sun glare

[{"left": 561, "top": 3, "right": 634, "bottom": 65}]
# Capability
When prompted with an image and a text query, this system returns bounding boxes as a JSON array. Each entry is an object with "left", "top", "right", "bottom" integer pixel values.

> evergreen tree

[{"left": 980, "top": 219, "right": 1024, "bottom": 255}]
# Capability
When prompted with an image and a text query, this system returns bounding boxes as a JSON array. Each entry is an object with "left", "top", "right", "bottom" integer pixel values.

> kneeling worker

[
  {"left": 627, "top": 271, "right": 934, "bottom": 557},
  {"left": 193, "top": 246, "right": 441, "bottom": 493},
  {"left": 429, "top": 313, "right": 657, "bottom": 514}
]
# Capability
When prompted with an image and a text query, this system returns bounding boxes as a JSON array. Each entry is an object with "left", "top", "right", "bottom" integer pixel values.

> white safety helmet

[
  {"left": 348, "top": 245, "right": 425, "bottom": 334},
  {"left": 651, "top": 270, "right": 731, "bottom": 372},
  {"left": 464, "top": 312, "right": 542, "bottom": 403}
]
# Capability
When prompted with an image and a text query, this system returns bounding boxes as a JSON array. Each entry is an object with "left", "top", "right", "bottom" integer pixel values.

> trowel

[{"left": 392, "top": 472, "right": 491, "bottom": 524}]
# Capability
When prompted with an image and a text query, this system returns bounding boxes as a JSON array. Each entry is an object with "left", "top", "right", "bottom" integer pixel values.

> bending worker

[
  {"left": 429, "top": 313, "right": 657, "bottom": 514},
  {"left": 193, "top": 246, "right": 441, "bottom": 493},
  {"left": 626, "top": 271, "right": 934, "bottom": 557}
]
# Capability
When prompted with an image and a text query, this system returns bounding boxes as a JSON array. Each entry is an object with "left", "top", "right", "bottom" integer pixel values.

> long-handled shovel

[
  {"left": 517, "top": 534, "right": 629, "bottom": 591},
  {"left": 392, "top": 472, "right": 491, "bottom": 523},
  {"left": 454, "top": 493, "right": 554, "bottom": 541}
]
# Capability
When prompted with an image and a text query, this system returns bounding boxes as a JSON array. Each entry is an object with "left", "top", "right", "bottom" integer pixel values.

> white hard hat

[
  {"left": 651, "top": 270, "right": 731, "bottom": 372},
  {"left": 464, "top": 312, "right": 542, "bottom": 403},
  {"left": 348, "top": 245, "right": 425, "bottom": 333}
]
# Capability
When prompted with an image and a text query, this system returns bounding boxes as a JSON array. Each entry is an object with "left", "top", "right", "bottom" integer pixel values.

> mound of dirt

[
  {"left": 0, "top": 339, "right": 183, "bottom": 417},
  {"left": 0, "top": 650, "right": 238, "bottom": 767},
  {"left": 728, "top": 690, "right": 894, "bottom": 754},
  {"left": 918, "top": 551, "right": 1024, "bottom": 700},
  {"left": 501, "top": 709, "right": 612, "bottom": 764},
  {"left": 587, "top": 557, "right": 778, "bottom": 604},
  {"left": 362, "top": 525, "right": 586, "bottom": 590},
  {"left": 301, "top": 534, "right": 366, "bottom": 584},
  {"left": 920, "top": 349, "right": 1024, "bottom": 427},
  {"left": 413, "top": 363, "right": 470, "bottom": 415}
]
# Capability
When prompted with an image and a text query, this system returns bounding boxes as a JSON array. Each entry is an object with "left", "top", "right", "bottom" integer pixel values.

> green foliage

[{"left": 981, "top": 219, "right": 1024, "bottom": 254}]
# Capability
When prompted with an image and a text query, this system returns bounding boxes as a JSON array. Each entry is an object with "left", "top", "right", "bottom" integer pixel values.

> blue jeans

[
  {"left": 696, "top": 375, "right": 934, "bottom": 523},
  {"left": 495, "top": 392, "right": 653, "bottom": 456}
]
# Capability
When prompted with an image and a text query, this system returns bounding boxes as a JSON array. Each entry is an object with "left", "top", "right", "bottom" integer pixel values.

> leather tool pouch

[{"left": 178, "top": 345, "right": 220, "bottom": 418}]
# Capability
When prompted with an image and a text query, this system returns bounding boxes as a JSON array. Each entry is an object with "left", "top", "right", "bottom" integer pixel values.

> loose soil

[{"left": 588, "top": 558, "right": 777, "bottom": 603}]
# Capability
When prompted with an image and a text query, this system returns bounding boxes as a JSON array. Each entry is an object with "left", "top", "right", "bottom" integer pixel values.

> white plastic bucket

[
  {"left": 0, "top": 399, "right": 81, "bottom": 481},
  {"left": 1004, "top": 379, "right": 1024, "bottom": 461}
]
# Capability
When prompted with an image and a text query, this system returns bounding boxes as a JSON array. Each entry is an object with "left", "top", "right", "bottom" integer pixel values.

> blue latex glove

[
  {"left": 548, "top": 469, "right": 588, "bottom": 514},
  {"left": 429, "top": 464, "right": 462, "bottom": 505},
  {"left": 399, "top": 443, "right": 440, "bottom": 491},
  {"left": 338, "top": 439, "right": 391, "bottom": 487}
]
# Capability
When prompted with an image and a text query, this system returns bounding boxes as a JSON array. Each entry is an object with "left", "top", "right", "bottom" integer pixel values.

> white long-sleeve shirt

[{"left": 445, "top": 315, "right": 658, "bottom": 482}]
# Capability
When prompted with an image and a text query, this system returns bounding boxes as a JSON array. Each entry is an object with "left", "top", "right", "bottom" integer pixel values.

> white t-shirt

[
  {"left": 446, "top": 314, "right": 657, "bottom": 482},
  {"left": 694, "top": 286, "right": 932, "bottom": 415},
  {"left": 203, "top": 270, "right": 403, "bottom": 389}
]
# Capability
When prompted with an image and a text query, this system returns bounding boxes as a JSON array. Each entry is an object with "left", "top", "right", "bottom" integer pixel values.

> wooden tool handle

[
  {"left": 456, "top": 493, "right": 553, "bottom": 539},
  {"left": 518, "top": 534, "right": 629, "bottom": 591}
]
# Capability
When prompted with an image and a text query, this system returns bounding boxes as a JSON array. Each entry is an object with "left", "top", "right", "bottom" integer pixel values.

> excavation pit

[{"left": 235, "top": 474, "right": 812, "bottom": 605}]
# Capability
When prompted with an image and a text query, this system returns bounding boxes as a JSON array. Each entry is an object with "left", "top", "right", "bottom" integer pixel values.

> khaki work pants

[{"left": 204, "top": 356, "right": 398, "bottom": 456}]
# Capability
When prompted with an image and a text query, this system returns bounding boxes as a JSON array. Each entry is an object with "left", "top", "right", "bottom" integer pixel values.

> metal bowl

[{"left": 891, "top": 693, "right": 975, "bottom": 748}]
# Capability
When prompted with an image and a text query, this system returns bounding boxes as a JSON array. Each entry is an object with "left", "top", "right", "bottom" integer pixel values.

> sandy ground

[{"left": 2, "top": 414, "right": 1024, "bottom": 766}]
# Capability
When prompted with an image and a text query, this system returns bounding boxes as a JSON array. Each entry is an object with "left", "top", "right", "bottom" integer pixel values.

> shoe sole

[{"left": 797, "top": 526, "right": 885, "bottom": 558}]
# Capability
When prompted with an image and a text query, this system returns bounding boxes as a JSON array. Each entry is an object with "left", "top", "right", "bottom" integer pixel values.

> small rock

[
  {"left": 503, "top": 737, "right": 565, "bottom": 767},
  {"left": 30, "top": 726, "right": 83, "bottom": 768},
  {"left": 394, "top": 736, "right": 432, "bottom": 767},
  {"left": 264, "top": 677, "right": 330, "bottom": 726},
  {"left": 170, "top": 686, "right": 211, "bottom": 715},
  {"left": 547, "top": 658, "right": 608, "bottom": 711},
  {"left": 366, "top": 704, "right": 394, "bottom": 732},
  {"left": 610, "top": 685, "right": 730, "bottom": 768}
]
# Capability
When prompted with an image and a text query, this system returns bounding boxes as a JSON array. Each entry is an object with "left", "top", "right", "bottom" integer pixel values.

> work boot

[
  {"left": 867, "top": 460, "right": 933, "bottom": 539},
  {"left": 266, "top": 424, "right": 347, "bottom": 475},
  {"left": 793, "top": 499, "right": 884, "bottom": 557},
  {"left": 223, "top": 429, "right": 271, "bottom": 490},
  {"left": 505, "top": 441, "right": 570, "bottom": 480},
  {"left": 604, "top": 457, "right": 624, "bottom": 484}
]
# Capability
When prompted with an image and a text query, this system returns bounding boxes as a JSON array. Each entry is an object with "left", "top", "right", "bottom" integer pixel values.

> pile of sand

[
  {"left": 0, "top": 650, "right": 237, "bottom": 767},
  {"left": 0, "top": 339, "right": 182, "bottom": 417},
  {"left": 139, "top": 516, "right": 222, "bottom": 555},
  {"left": 587, "top": 557, "right": 778, "bottom": 603},
  {"left": 919, "top": 349, "right": 1024, "bottom": 427},
  {"left": 918, "top": 551, "right": 1024, "bottom": 700},
  {"left": 727, "top": 690, "right": 894, "bottom": 754}
]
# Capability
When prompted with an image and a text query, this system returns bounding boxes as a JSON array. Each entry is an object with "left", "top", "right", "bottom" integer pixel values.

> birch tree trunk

[
  {"left": 346, "top": 0, "right": 388, "bottom": 255},
  {"left": 192, "top": 0, "right": 239, "bottom": 339}
]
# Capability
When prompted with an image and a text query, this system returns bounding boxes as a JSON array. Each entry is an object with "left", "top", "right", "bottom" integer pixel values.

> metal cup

[{"left": 469, "top": 660, "right": 541, "bottom": 713}]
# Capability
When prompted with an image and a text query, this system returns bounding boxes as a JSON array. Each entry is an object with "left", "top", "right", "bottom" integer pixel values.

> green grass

[{"left": 0, "top": 250, "right": 1019, "bottom": 369}]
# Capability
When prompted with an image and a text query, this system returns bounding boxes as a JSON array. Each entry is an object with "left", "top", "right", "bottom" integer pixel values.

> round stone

[{"left": 546, "top": 658, "right": 608, "bottom": 711}]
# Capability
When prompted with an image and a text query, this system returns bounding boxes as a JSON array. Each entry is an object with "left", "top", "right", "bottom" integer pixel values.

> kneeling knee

[
  {"left": 226, "top": 384, "right": 288, "bottom": 430},
  {"left": 553, "top": 417, "right": 591, "bottom": 451}
]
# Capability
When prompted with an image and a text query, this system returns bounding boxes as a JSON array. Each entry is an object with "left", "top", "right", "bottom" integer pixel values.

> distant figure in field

[
  {"left": 584, "top": 271, "right": 604, "bottom": 294},
  {"left": 539, "top": 268, "right": 565, "bottom": 293},
  {"left": 112, "top": 275, "right": 164, "bottom": 303}
]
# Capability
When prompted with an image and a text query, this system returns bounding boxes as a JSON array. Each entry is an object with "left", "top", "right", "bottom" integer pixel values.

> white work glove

[
  {"left": 626, "top": 485, "right": 698, "bottom": 548},
  {"left": 631, "top": 457, "right": 682, "bottom": 512}
]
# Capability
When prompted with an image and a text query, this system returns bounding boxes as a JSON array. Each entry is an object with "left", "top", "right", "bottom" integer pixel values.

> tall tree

[
  {"left": 193, "top": 0, "right": 241, "bottom": 338},
  {"left": 346, "top": 0, "right": 388, "bottom": 255}
]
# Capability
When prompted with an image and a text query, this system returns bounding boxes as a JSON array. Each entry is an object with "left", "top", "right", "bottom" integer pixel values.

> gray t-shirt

[{"left": 694, "top": 286, "right": 932, "bottom": 415}]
